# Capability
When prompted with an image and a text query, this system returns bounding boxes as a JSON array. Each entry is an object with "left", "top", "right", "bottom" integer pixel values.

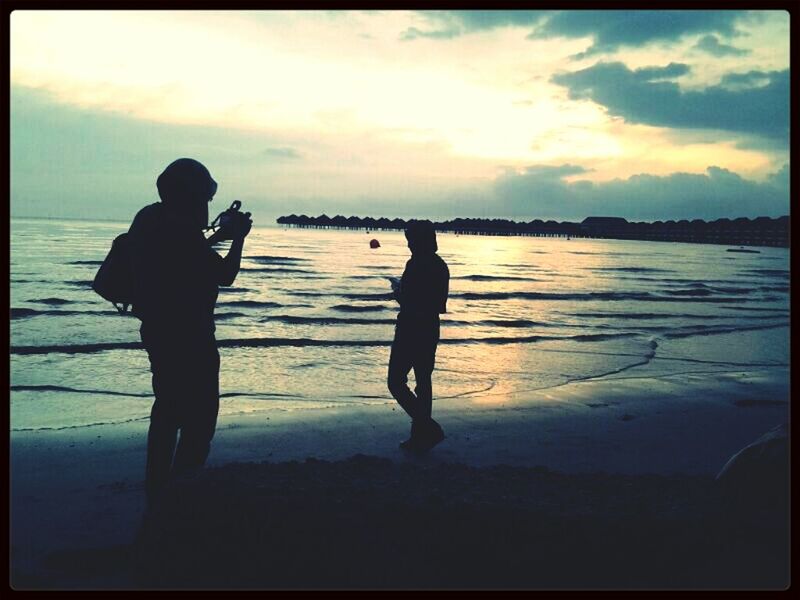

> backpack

[{"left": 92, "top": 232, "right": 134, "bottom": 314}]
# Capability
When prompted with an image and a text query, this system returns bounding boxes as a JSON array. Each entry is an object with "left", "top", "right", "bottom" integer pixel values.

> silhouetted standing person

[
  {"left": 128, "top": 158, "right": 252, "bottom": 506},
  {"left": 388, "top": 220, "right": 449, "bottom": 452}
]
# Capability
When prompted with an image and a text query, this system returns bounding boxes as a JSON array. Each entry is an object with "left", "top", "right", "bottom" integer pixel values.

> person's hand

[
  {"left": 388, "top": 276, "right": 402, "bottom": 301},
  {"left": 219, "top": 211, "right": 252, "bottom": 241},
  {"left": 233, "top": 211, "right": 253, "bottom": 240}
]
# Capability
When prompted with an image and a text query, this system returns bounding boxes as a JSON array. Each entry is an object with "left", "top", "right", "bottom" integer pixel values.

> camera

[{"left": 208, "top": 200, "right": 251, "bottom": 235}]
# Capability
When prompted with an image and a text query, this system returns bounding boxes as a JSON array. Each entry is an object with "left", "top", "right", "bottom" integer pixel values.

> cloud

[
  {"left": 633, "top": 63, "right": 691, "bottom": 81},
  {"left": 502, "top": 164, "right": 590, "bottom": 179},
  {"left": 400, "top": 26, "right": 461, "bottom": 41},
  {"left": 11, "top": 85, "right": 789, "bottom": 225},
  {"left": 551, "top": 62, "right": 788, "bottom": 140},
  {"left": 532, "top": 10, "right": 747, "bottom": 57},
  {"left": 694, "top": 34, "right": 749, "bottom": 57},
  {"left": 720, "top": 70, "right": 774, "bottom": 90},
  {"left": 401, "top": 10, "right": 546, "bottom": 40},
  {"left": 404, "top": 10, "right": 749, "bottom": 56},
  {"left": 489, "top": 163, "right": 789, "bottom": 221}
]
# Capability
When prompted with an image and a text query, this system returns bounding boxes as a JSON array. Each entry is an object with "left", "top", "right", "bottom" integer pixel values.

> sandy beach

[{"left": 10, "top": 364, "right": 789, "bottom": 589}]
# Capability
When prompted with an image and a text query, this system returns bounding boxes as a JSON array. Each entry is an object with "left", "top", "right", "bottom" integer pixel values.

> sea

[{"left": 10, "top": 217, "right": 790, "bottom": 432}]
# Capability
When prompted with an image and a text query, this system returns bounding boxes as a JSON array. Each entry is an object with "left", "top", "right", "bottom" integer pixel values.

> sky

[{"left": 9, "top": 10, "right": 791, "bottom": 223}]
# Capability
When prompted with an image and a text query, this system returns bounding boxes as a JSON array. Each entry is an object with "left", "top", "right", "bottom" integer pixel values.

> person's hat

[{"left": 156, "top": 158, "right": 217, "bottom": 206}]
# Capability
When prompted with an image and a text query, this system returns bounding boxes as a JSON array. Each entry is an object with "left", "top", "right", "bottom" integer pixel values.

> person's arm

[
  {"left": 211, "top": 213, "right": 252, "bottom": 286},
  {"left": 440, "top": 262, "right": 450, "bottom": 313},
  {"left": 395, "top": 261, "right": 412, "bottom": 307},
  {"left": 217, "top": 237, "right": 245, "bottom": 286}
]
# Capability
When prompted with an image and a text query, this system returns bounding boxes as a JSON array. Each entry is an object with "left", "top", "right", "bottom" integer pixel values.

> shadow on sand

[{"left": 14, "top": 454, "right": 788, "bottom": 590}]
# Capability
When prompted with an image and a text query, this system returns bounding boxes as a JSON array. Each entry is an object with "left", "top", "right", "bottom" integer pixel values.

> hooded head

[
  {"left": 156, "top": 158, "right": 217, "bottom": 228},
  {"left": 405, "top": 219, "right": 438, "bottom": 255}
]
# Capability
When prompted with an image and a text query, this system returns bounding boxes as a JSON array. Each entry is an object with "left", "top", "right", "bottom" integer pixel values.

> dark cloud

[
  {"left": 489, "top": 163, "right": 789, "bottom": 221},
  {"left": 535, "top": 10, "right": 746, "bottom": 57},
  {"left": 454, "top": 10, "right": 546, "bottom": 31},
  {"left": 633, "top": 63, "right": 691, "bottom": 81},
  {"left": 634, "top": 63, "right": 690, "bottom": 81},
  {"left": 694, "top": 34, "right": 749, "bottom": 57},
  {"left": 405, "top": 10, "right": 750, "bottom": 56},
  {"left": 720, "top": 70, "right": 774, "bottom": 90},
  {"left": 551, "top": 62, "right": 788, "bottom": 140}
]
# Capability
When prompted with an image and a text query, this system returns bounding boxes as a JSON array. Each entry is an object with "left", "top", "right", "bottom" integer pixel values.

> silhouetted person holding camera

[
  {"left": 128, "top": 158, "right": 252, "bottom": 506},
  {"left": 388, "top": 220, "right": 449, "bottom": 452}
]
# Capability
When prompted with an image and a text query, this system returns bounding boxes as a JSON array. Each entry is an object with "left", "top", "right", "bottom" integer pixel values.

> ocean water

[{"left": 10, "top": 218, "right": 790, "bottom": 431}]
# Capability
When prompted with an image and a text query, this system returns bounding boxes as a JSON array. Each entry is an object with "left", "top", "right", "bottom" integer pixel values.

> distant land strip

[{"left": 276, "top": 215, "right": 790, "bottom": 248}]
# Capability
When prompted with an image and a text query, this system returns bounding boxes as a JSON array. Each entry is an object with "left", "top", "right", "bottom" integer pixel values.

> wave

[
  {"left": 724, "top": 306, "right": 789, "bottom": 313},
  {"left": 662, "top": 322, "right": 789, "bottom": 338},
  {"left": 455, "top": 274, "right": 542, "bottom": 282},
  {"left": 593, "top": 267, "right": 672, "bottom": 273},
  {"left": 215, "top": 312, "right": 248, "bottom": 321},
  {"left": 745, "top": 269, "right": 789, "bottom": 278},
  {"left": 567, "top": 252, "right": 638, "bottom": 256},
  {"left": 65, "top": 280, "right": 94, "bottom": 288},
  {"left": 16, "top": 322, "right": 787, "bottom": 356},
  {"left": 10, "top": 308, "right": 130, "bottom": 319},
  {"left": 12, "top": 416, "right": 150, "bottom": 432},
  {"left": 0, "top": 312, "right": 549, "bottom": 330},
  {"left": 496, "top": 264, "right": 549, "bottom": 270},
  {"left": 27, "top": 297, "right": 74, "bottom": 305},
  {"left": 662, "top": 288, "right": 713, "bottom": 297},
  {"left": 258, "top": 316, "right": 556, "bottom": 328},
  {"left": 659, "top": 287, "right": 757, "bottom": 297},
  {"left": 10, "top": 384, "right": 150, "bottom": 397},
  {"left": 605, "top": 276, "right": 768, "bottom": 287},
  {"left": 218, "top": 287, "right": 253, "bottom": 294},
  {"left": 341, "top": 294, "right": 395, "bottom": 302},
  {"left": 290, "top": 291, "right": 395, "bottom": 302},
  {"left": 330, "top": 304, "right": 390, "bottom": 313},
  {"left": 708, "top": 286, "right": 756, "bottom": 295},
  {"left": 249, "top": 255, "right": 311, "bottom": 264},
  {"left": 9, "top": 331, "right": 641, "bottom": 355},
  {"left": 11, "top": 341, "right": 143, "bottom": 355},
  {"left": 561, "top": 311, "right": 784, "bottom": 321},
  {"left": 217, "top": 300, "right": 289, "bottom": 308},
  {"left": 9, "top": 384, "right": 301, "bottom": 401},
  {"left": 68, "top": 260, "right": 104, "bottom": 265},
  {"left": 451, "top": 291, "right": 748, "bottom": 303},
  {"left": 240, "top": 267, "right": 316, "bottom": 274},
  {"left": 440, "top": 332, "right": 640, "bottom": 345},
  {"left": 263, "top": 315, "right": 397, "bottom": 325},
  {"left": 474, "top": 319, "right": 555, "bottom": 328}
]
